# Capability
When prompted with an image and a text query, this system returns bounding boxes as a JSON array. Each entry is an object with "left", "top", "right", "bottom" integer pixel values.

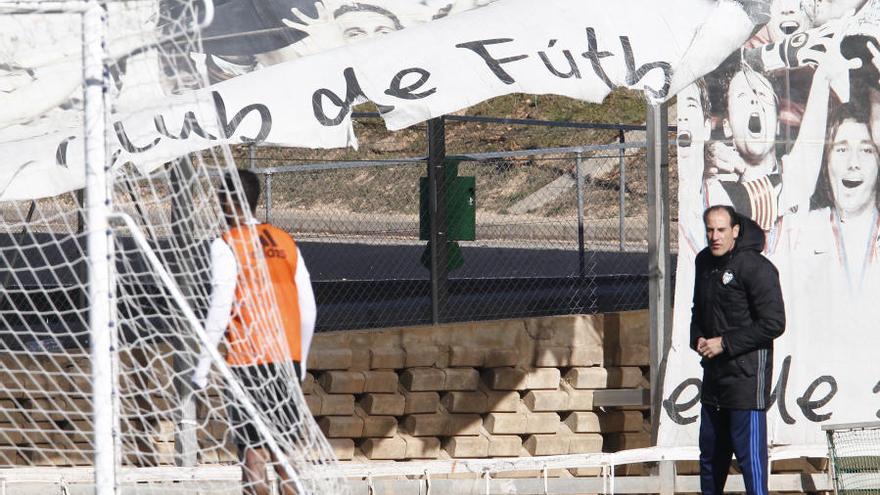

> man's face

[
  {"left": 338, "top": 11, "right": 397, "bottom": 41},
  {"left": 828, "top": 120, "right": 879, "bottom": 215},
  {"left": 724, "top": 71, "right": 778, "bottom": 164},
  {"left": 705, "top": 209, "right": 740, "bottom": 257},
  {"left": 677, "top": 84, "right": 711, "bottom": 161},
  {"left": 769, "top": 0, "right": 809, "bottom": 39}
]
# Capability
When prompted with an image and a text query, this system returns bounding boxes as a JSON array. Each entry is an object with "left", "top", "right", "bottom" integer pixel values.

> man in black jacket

[{"left": 691, "top": 205, "right": 785, "bottom": 495}]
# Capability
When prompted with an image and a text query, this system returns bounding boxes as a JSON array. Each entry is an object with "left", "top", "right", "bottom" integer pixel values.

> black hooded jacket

[{"left": 690, "top": 214, "right": 785, "bottom": 410}]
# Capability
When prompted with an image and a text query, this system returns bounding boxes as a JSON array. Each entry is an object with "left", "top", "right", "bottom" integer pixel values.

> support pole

[
  {"left": 265, "top": 173, "right": 272, "bottom": 224},
  {"left": 170, "top": 158, "right": 198, "bottom": 468},
  {"left": 427, "top": 117, "right": 448, "bottom": 324},
  {"left": 646, "top": 103, "right": 672, "bottom": 449},
  {"left": 618, "top": 129, "right": 627, "bottom": 252},
  {"left": 575, "top": 152, "right": 586, "bottom": 279},
  {"left": 83, "top": 3, "right": 116, "bottom": 493}
]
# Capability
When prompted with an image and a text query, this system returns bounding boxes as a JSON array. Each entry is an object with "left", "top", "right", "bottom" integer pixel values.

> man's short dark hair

[
  {"left": 223, "top": 169, "right": 261, "bottom": 214},
  {"left": 703, "top": 205, "right": 740, "bottom": 228}
]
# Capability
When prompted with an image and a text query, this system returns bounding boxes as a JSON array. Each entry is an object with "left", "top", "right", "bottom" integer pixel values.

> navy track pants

[{"left": 699, "top": 405, "right": 768, "bottom": 495}]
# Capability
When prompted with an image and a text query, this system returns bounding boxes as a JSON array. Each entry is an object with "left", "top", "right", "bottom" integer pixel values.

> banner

[
  {"left": 0, "top": 0, "right": 762, "bottom": 201},
  {"left": 662, "top": 0, "right": 880, "bottom": 451}
]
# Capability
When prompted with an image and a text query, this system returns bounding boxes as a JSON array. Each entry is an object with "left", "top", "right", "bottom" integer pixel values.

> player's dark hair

[
  {"left": 703, "top": 205, "right": 740, "bottom": 229},
  {"left": 222, "top": 169, "right": 261, "bottom": 215}
]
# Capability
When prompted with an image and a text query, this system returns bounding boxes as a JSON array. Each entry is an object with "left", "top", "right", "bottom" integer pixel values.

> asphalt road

[{"left": 299, "top": 241, "right": 667, "bottom": 331}]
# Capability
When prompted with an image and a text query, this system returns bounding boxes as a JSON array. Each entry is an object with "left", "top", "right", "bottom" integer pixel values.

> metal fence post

[
  {"left": 265, "top": 173, "right": 272, "bottom": 223},
  {"left": 646, "top": 103, "right": 672, "bottom": 446},
  {"left": 575, "top": 152, "right": 586, "bottom": 279},
  {"left": 618, "top": 129, "right": 626, "bottom": 252},
  {"left": 170, "top": 158, "right": 198, "bottom": 468},
  {"left": 427, "top": 117, "right": 448, "bottom": 324}
]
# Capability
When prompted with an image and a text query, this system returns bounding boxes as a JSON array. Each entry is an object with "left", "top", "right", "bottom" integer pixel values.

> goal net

[
  {"left": 0, "top": 0, "right": 343, "bottom": 493},
  {"left": 825, "top": 422, "right": 880, "bottom": 494}
]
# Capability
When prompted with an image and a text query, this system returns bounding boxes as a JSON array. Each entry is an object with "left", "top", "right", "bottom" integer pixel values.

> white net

[
  {"left": 826, "top": 422, "right": 880, "bottom": 494},
  {"left": 0, "top": 1, "right": 343, "bottom": 494}
]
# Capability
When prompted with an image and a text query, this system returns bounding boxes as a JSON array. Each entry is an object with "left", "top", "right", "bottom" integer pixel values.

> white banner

[
  {"left": 1, "top": 0, "right": 760, "bottom": 201},
  {"left": 662, "top": 1, "right": 880, "bottom": 450}
]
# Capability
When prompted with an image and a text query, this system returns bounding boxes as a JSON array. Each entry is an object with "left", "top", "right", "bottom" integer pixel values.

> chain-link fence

[{"left": 237, "top": 113, "right": 667, "bottom": 331}]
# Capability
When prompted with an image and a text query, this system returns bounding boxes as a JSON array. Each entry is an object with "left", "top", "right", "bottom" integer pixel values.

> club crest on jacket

[{"left": 722, "top": 270, "right": 734, "bottom": 285}]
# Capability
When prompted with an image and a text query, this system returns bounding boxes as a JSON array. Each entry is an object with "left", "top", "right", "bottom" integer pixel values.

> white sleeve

[
  {"left": 191, "top": 238, "right": 237, "bottom": 388},
  {"left": 295, "top": 247, "right": 317, "bottom": 381},
  {"left": 777, "top": 154, "right": 808, "bottom": 216}
]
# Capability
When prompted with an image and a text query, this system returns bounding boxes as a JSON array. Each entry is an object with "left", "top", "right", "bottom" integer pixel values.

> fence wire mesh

[
  {"left": 236, "top": 113, "right": 661, "bottom": 331},
  {"left": 826, "top": 422, "right": 880, "bottom": 495}
]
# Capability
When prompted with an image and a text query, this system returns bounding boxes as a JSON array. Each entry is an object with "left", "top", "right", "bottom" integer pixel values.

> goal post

[{"left": 82, "top": 1, "right": 115, "bottom": 494}]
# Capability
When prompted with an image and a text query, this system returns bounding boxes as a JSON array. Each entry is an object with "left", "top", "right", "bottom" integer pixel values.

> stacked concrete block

[
  {"left": 563, "top": 411, "right": 600, "bottom": 433},
  {"left": 442, "top": 368, "right": 480, "bottom": 390},
  {"left": 362, "top": 371, "right": 399, "bottom": 393},
  {"left": 359, "top": 393, "right": 405, "bottom": 416},
  {"left": 403, "top": 412, "right": 482, "bottom": 437},
  {"left": 603, "top": 312, "right": 650, "bottom": 367},
  {"left": 446, "top": 427, "right": 522, "bottom": 458},
  {"left": 444, "top": 434, "right": 489, "bottom": 458},
  {"left": 441, "top": 390, "right": 487, "bottom": 413},
  {"left": 597, "top": 410, "right": 649, "bottom": 454},
  {"left": 772, "top": 457, "right": 824, "bottom": 474},
  {"left": 564, "top": 367, "right": 646, "bottom": 389},
  {"left": 522, "top": 428, "right": 601, "bottom": 457},
  {"left": 522, "top": 389, "right": 570, "bottom": 412},
  {"left": 528, "top": 315, "right": 604, "bottom": 368},
  {"left": 329, "top": 438, "right": 356, "bottom": 460},
  {"left": 484, "top": 411, "right": 559, "bottom": 435},
  {"left": 597, "top": 411, "right": 646, "bottom": 433},
  {"left": 307, "top": 348, "right": 353, "bottom": 371},
  {"left": 398, "top": 432, "right": 441, "bottom": 459},
  {"left": 441, "top": 387, "right": 518, "bottom": 414},
  {"left": 309, "top": 385, "right": 355, "bottom": 417},
  {"left": 360, "top": 437, "right": 406, "bottom": 460},
  {"left": 533, "top": 422, "right": 604, "bottom": 456},
  {"left": 448, "top": 346, "right": 485, "bottom": 367},
  {"left": 354, "top": 409, "right": 397, "bottom": 438},
  {"left": 483, "top": 349, "right": 518, "bottom": 368},
  {"left": 603, "top": 432, "right": 651, "bottom": 452},
  {"left": 318, "top": 371, "right": 366, "bottom": 394},
  {"left": 400, "top": 368, "right": 446, "bottom": 391},
  {"left": 318, "top": 415, "right": 364, "bottom": 438},
  {"left": 483, "top": 367, "right": 561, "bottom": 391},
  {"left": 400, "top": 387, "right": 440, "bottom": 415},
  {"left": 485, "top": 432, "right": 523, "bottom": 457},
  {"left": 404, "top": 346, "right": 441, "bottom": 368},
  {"left": 370, "top": 347, "right": 406, "bottom": 370},
  {"left": 533, "top": 346, "right": 572, "bottom": 368}
]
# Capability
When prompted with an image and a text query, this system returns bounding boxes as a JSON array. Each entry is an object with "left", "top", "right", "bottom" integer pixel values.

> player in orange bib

[{"left": 191, "top": 169, "right": 316, "bottom": 495}]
